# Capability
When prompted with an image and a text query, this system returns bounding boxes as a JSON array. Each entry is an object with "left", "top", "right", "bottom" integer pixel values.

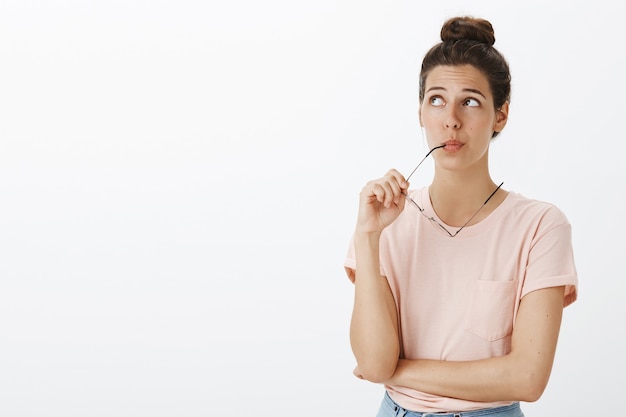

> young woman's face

[{"left": 420, "top": 64, "right": 508, "bottom": 173}]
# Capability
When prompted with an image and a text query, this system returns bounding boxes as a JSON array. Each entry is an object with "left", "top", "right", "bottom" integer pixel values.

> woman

[{"left": 344, "top": 16, "right": 578, "bottom": 417}]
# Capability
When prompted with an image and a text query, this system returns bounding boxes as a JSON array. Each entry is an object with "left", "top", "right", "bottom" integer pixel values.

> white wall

[{"left": 0, "top": 1, "right": 622, "bottom": 415}]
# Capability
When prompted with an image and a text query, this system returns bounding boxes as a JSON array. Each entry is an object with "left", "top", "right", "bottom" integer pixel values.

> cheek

[
  {"left": 472, "top": 115, "right": 496, "bottom": 130},
  {"left": 420, "top": 110, "right": 441, "bottom": 126}
]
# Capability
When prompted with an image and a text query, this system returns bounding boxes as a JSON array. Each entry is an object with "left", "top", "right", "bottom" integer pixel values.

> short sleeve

[
  {"left": 343, "top": 232, "right": 388, "bottom": 284},
  {"left": 522, "top": 210, "right": 578, "bottom": 307}
]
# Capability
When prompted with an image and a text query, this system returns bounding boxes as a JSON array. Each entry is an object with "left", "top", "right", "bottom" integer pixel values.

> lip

[{"left": 442, "top": 139, "right": 464, "bottom": 152}]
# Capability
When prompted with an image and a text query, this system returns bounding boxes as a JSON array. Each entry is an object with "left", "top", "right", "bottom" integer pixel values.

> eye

[
  {"left": 429, "top": 96, "right": 445, "bottom": 107},
  {"left": 463, "top": 98, "right": 480, "bottom": 107}
]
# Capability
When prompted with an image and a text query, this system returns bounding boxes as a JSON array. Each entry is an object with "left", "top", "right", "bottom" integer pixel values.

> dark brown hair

[{"left": 419, "top": 16, "right": 511, "bottom": 129}]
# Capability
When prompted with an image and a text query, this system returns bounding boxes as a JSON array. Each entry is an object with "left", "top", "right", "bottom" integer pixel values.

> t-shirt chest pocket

[{"left": 464, "top": 279, "right": 517, "bottom": 341}]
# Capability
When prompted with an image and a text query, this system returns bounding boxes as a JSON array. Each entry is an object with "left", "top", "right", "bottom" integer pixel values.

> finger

[
  {"left": 380, "top": 176, "right": 405, "bottom": 207},
  {"left": 385, "top": 169, "right": 409, "bottom": 193},
  {"left": 363, "top": 173, "right": 406, "bottom": 208},
  {"left": 372, "top": 180, "right": 396, "bottom": 208},
  {"left": 371, "top": 183, "right": 391, "bottom": 207}
]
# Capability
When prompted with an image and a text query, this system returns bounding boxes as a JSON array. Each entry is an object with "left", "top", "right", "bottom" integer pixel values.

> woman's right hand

[{"left": 356, "top": 169, "right": 408, "bottom": 234}]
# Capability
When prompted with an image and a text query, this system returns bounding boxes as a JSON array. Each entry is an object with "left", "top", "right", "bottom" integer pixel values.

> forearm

[
  {"left": 386, "top": 287, "right": 565, "bottom": 402},
  {"left": 387, "top": 354, "right": 531, "bottom": 402},
  {"left": 349, "top": 232, "right": 400, "bottom": 383}
]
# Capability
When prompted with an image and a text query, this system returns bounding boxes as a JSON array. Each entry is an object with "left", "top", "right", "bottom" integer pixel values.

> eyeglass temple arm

[
  {"left": 405, "top": 144, "right": 446, "bottom": 183},
  {"left": 483, "top": 182, "right": 504, "bottom": 204}
]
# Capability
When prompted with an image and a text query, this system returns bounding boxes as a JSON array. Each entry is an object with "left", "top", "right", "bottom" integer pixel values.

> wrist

[
  {"left": 354, "top": 229, "right": 382, "bottom": 242},
  {"left": 354, "top": 231, "right": 382, "bottom": 252}
]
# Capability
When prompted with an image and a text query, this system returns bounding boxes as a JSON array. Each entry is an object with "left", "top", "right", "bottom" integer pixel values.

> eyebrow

[{"left": 426, "top": 86, "right": 487, "bottom": 99}]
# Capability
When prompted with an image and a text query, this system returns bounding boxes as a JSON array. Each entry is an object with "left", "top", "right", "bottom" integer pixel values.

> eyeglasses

[{"left": 402, "top": 145, "right": 503, "bottom": 237}]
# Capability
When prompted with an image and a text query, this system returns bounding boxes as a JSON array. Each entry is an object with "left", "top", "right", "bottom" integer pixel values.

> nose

[{"left": 444, "top": 107, "right": 461, "bottom": 129}]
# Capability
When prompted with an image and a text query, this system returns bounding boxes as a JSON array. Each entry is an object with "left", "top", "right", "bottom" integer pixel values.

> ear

[
  {"left": 418, "top": 105, "right": 423, "bottom": 127},
  {"left": 493, "top": 101, "right": 509, "bottom": 133}
]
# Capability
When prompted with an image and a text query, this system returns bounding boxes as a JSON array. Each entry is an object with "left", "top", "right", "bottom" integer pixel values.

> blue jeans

[{"left": 376, "top": 392, "right": 525, "bottom": 417}]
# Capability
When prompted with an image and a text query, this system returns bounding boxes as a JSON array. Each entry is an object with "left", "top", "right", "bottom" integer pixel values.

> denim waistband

[{"left": 382, "top": 392, "right": 523, "bottom": 417}]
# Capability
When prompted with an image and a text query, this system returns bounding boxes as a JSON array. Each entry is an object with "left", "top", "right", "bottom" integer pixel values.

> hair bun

[{"left": 440, "top": 16, "right": 495, "bottom": 46}]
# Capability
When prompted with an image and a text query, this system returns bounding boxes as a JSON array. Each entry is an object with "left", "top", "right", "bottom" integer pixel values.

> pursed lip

[{"left": 442, "top": 139, "right": 464, "bottom": 151}]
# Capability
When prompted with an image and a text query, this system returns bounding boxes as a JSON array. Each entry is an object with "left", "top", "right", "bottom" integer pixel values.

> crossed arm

[
  {"left": 383, "top": 286, "right": 565, "bottom": 402},
  {"left": 349, "top": 232, "right": 565, "bottom": 403}
]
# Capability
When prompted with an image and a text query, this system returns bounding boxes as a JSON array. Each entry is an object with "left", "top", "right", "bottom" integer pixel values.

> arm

[
  {"left": 349, "top": 170, "right": 408, "bottom": 383},
  {"left": 350, "top": 233, "right": 399, "bottom": 383},
  {"left": 385, "top": 286, "right": 565, "bottom": 402}
]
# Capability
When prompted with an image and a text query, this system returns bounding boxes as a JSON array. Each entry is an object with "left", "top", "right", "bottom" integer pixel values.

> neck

[{"left": 429, "top": 171, "right": 504, "bottom": 227}]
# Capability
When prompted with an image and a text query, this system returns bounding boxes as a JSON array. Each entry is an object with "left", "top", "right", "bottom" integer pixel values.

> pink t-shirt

[{"left": 344, "top": 187, "right": 578, "bottom": 412}]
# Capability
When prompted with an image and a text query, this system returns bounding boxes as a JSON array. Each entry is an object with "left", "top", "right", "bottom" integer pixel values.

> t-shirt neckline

[{"left": 417, "top": 186, "right": 513, "bottom": 239}]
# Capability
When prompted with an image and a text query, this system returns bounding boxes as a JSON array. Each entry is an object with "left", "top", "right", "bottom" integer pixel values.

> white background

[{"left": 0, "top": 1, "right": 623, "bottom": 415}]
